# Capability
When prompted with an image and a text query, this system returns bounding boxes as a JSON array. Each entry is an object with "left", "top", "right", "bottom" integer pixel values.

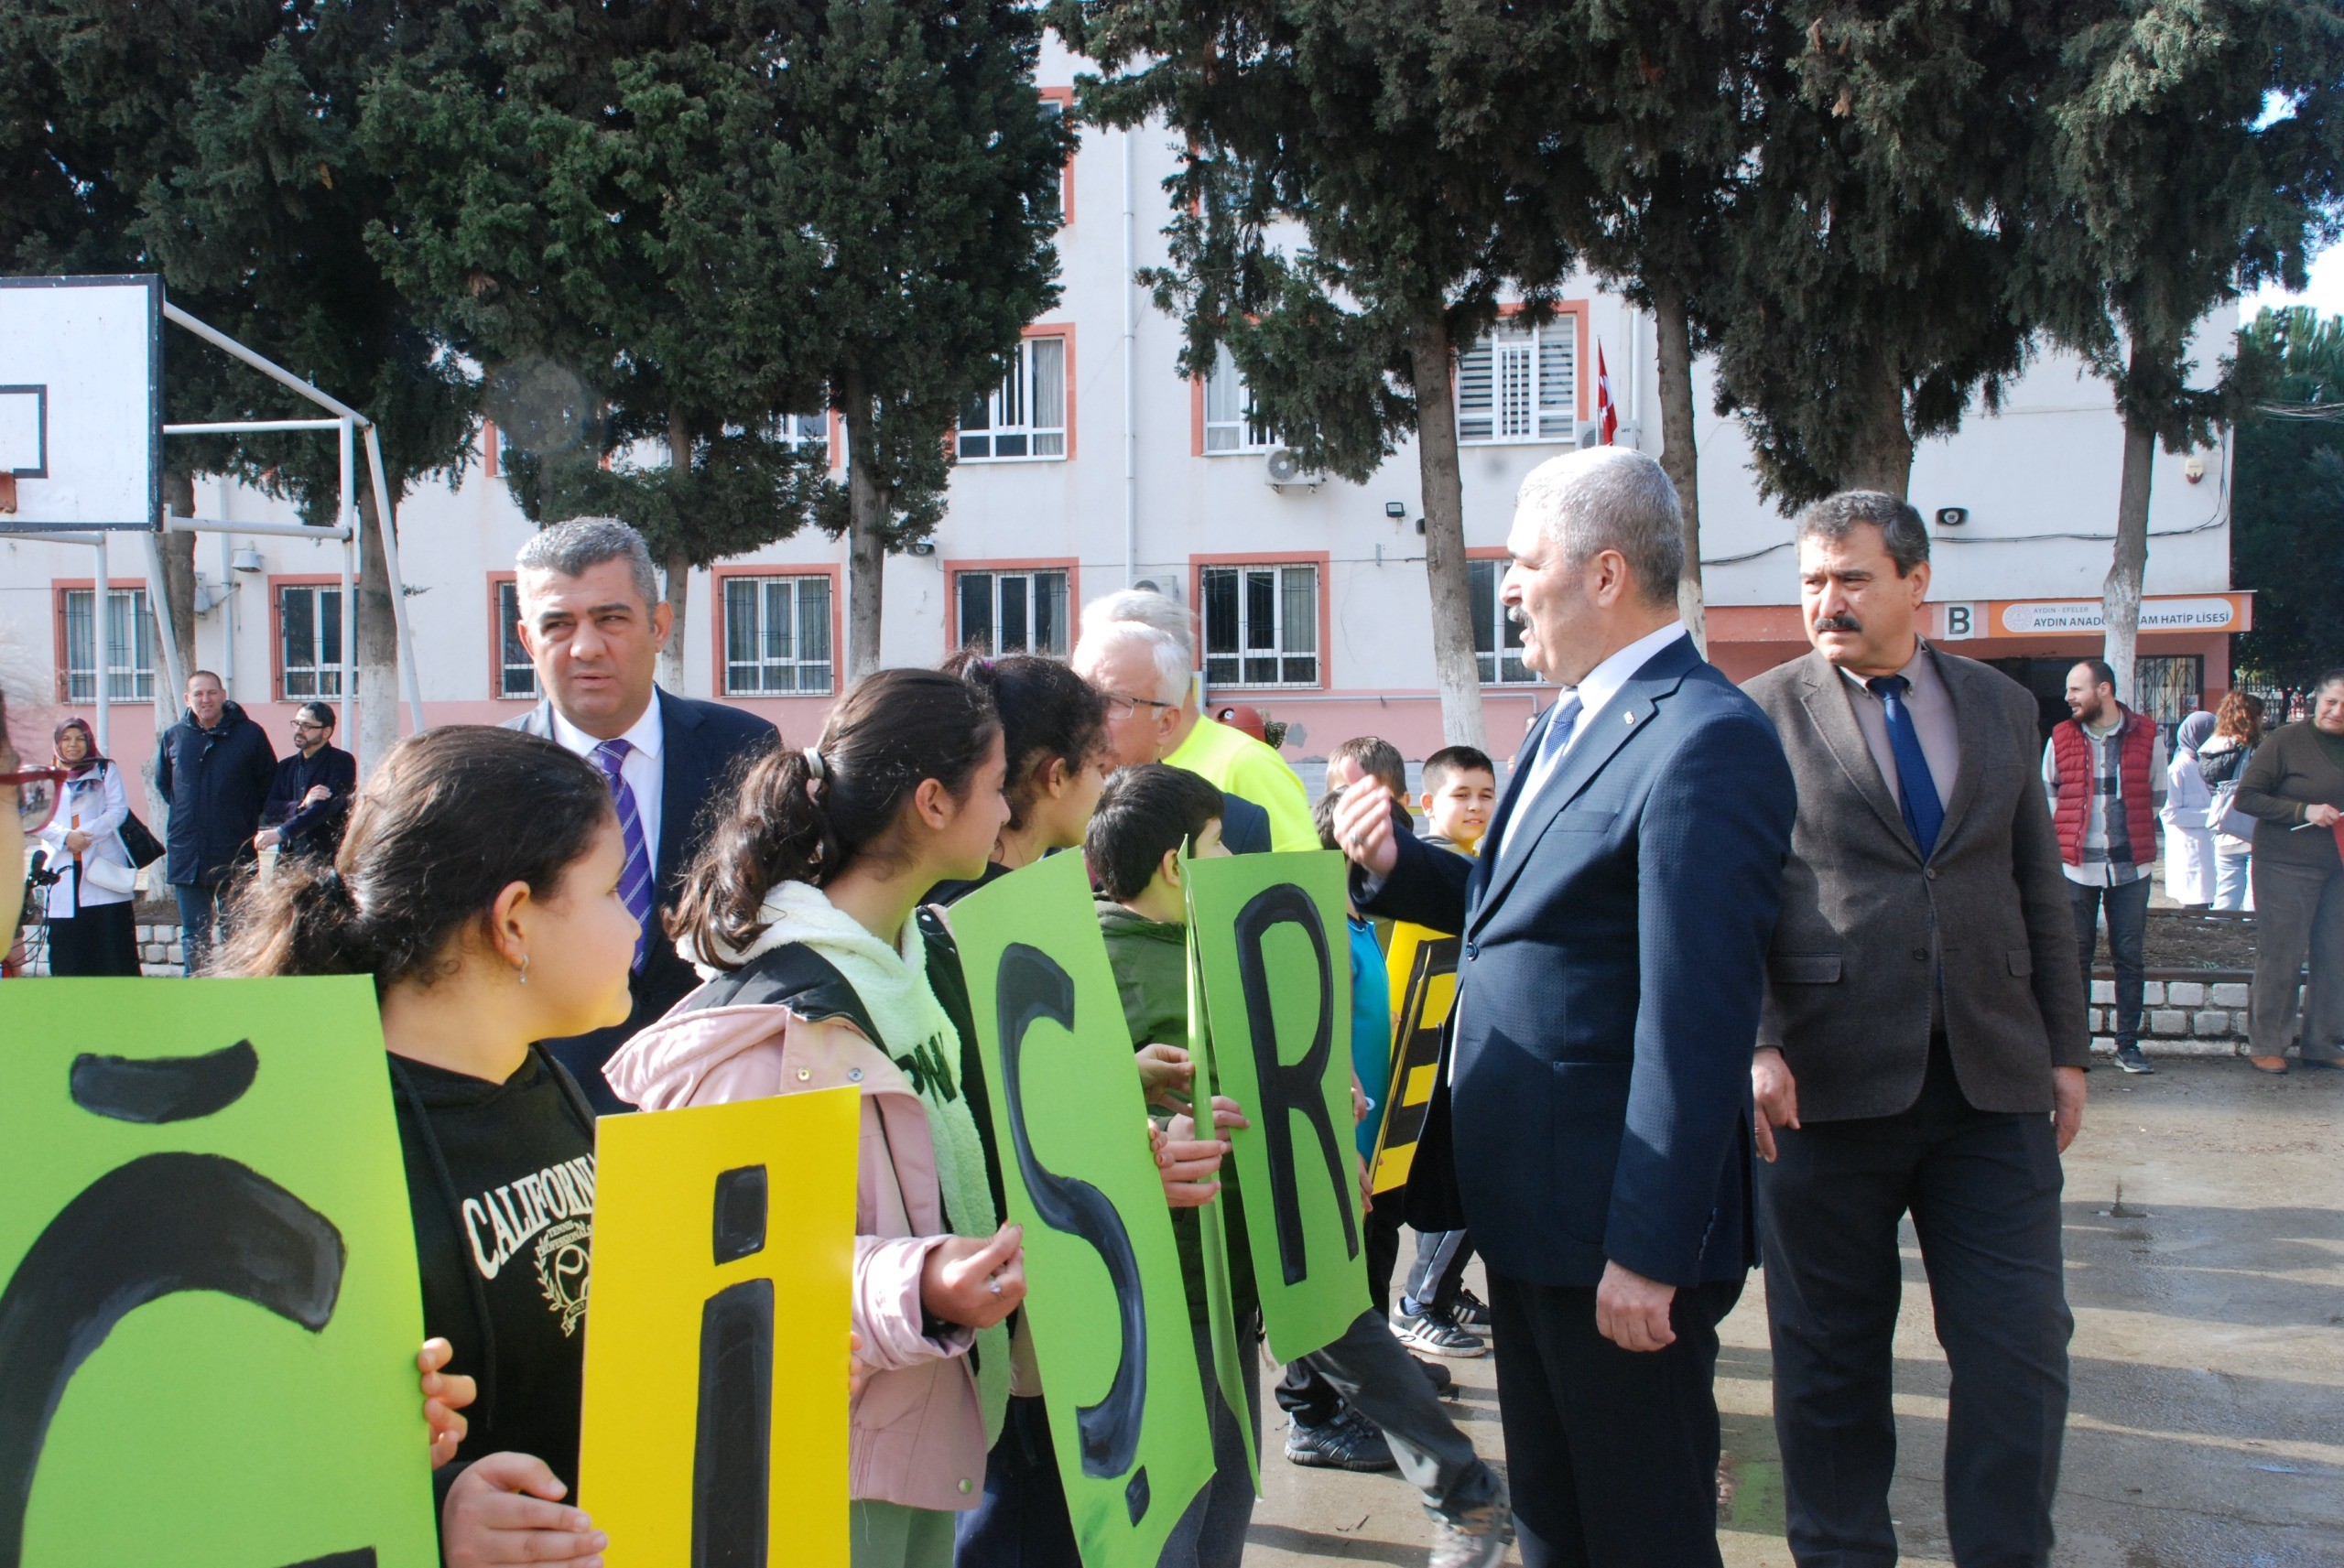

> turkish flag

[{"left": 1596, "top": 342, "right": 1619, "bottom": 446}]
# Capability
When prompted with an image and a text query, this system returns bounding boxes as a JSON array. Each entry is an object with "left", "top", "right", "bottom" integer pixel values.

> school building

[{"left": 0, "top": 41, "right": 2246, "bottom": 801}]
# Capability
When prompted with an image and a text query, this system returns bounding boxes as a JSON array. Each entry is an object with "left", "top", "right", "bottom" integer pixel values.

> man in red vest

[{"left": 2044, "top": 660, "right": 2168, "bottom": 1075}]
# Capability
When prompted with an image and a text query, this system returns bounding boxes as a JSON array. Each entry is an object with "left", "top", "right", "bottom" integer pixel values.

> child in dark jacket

[{"left": 221, "top": 725, "right": 636, "bottom": 1568}]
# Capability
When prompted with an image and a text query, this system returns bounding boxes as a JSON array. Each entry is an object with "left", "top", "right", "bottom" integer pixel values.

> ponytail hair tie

[{"left": 803, "top": 747, "right": 827, "bottom": 783}]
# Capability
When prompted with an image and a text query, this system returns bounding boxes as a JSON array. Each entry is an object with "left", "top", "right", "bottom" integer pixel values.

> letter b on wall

[{"left": 580, "top": 1087, "right": 861, "bottom": 1568}]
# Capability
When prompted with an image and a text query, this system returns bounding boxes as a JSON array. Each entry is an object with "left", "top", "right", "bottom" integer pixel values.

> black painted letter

[
  {"left": 996, "top": 943, "right": 1148, "bottom": 1507},
  {"left": 693, "top": 1166, "right": 773, "bottom": 1568},
  {"left": 1232, "top": 885, "right": 1358, "bottom": 1286}
]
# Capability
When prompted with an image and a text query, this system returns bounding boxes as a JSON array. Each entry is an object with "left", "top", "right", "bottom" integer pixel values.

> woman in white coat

[
  {"left": 2162, "top": 710, "right": 2221, "bottom": 909},
  {"left": 36, "top": 718, "right": 141, "bottom": 975}
]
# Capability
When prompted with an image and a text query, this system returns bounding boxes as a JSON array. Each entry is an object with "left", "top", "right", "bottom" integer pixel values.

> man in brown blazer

[{"left": 1742, "top": 492, "right": 2089, "bottom": 1568}]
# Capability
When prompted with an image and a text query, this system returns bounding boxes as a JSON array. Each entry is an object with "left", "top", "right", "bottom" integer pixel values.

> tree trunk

[
  {"left": 356, "top": 475, "right": 400, "bottom": 779},
  {"left": 662, "top": 411, "right": 692, "bottom": 694},
  {"left": 841, "top": 370, "right": 886, "bottom": 682},
  {"left": 1653, "top": 285, "right": 1707, "bottom": 655},
  {"left": 2101, "top": 361, "right": 2157, "bottom": 705},
  {"left": 1844, "top": 351, "right": 1914, "bottom": 498},
  {"left": 1407, "top": 314, "right": 1488, "bottom": 752},
  {"left": 157, "top": 470, "right": 199, "bottom": 696}
]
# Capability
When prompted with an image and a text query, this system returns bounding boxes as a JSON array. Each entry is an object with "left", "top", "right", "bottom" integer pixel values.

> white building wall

[{"left": 2, "top": 46, "right": 2242, "bottom": 793}]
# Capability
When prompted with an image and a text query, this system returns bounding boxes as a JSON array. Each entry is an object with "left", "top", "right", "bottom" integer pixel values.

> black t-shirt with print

[{"left": 390, "top": 1050, "right": 596, "bottom": 1489}]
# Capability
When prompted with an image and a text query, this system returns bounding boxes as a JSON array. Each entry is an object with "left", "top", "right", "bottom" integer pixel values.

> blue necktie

[
  {"left": 1866, "top": 675, "right": 1943, "bottom": 858},
  {"left": 593, "top": 738, "right": 657, "bottom": 971},
  {"left": 1495, "top": 694, "right": 1583, "bottom": 865}
]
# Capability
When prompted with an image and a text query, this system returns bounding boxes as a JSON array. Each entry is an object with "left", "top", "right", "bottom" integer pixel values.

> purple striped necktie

[{"left": 593, "top": 738, "right": 656, "bottom": 971}]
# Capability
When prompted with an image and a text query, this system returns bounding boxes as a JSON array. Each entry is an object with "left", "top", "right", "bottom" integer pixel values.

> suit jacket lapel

[
  {"left": 1797, "top": 653, "right": 1919, "bottom": 859},
  {"left": 1472, "top": 640, "right": 1695, "bottom": 932},
  {"left": 654, "top": 688, "right": 700, "bottom": 892},
  {"left": 1927, "top": 648, "right": 1984, "bottom": 853}
]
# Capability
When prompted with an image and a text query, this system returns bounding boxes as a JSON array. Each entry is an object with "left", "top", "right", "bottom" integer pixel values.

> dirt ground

[{"left": 1246, "top": 1059, "right": 2344, "bottom": 1567}]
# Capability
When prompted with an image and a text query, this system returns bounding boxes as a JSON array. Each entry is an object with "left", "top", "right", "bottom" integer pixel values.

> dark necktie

[
  {"left": 1866, "top": 675, "right": 1944, "bottom": 858},
  {"left": 593, "top": 738, "right": 657, "bottom": 971}
]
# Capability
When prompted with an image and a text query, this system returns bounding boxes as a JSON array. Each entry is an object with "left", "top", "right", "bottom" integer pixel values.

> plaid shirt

[{"left": 2043, "top": 720, "right": 2167, "bottom": 886}]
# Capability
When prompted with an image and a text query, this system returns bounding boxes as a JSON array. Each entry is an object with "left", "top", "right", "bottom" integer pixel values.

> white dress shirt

[
  {"left": 549, "top": 697, "right": 667, "bottom": 872},
  {"left": 1492, "top": 620, "right": 1688, "bottom": 863}
]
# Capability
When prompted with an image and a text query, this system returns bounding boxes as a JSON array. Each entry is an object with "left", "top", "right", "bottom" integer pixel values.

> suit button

[
  {"left": 1464, "top": 941, "right": 1478, "bottom": 959},
  {"left": 1912, "top": 947, "right": 1928, "bottom": 962},
  {"left": 1925, "top": 867, "right": 1938, "bottom": 881}
]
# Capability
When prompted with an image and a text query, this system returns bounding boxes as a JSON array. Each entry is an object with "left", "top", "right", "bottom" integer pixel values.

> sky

[{"left": 2244, "top": 244, "right": 2344, "bottom": 324}]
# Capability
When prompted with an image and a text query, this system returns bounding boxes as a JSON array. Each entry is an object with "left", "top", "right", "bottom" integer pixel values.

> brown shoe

[{"left": 2248, "top": 1055, "right": 2289, "bottom": 1075}]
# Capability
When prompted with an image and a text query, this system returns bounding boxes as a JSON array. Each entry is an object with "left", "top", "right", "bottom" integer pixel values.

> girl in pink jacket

[{"left": 605, "top": 669, "right": 1025, "bottom": 1568}]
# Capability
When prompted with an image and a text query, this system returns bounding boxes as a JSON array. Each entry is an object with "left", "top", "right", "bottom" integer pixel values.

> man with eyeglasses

[
  {"left": 1074, "top": 590, "right": 1313, "bottom": 853},
  {"left": 255, "top": 702, "right": 358, "bottom": 863}
]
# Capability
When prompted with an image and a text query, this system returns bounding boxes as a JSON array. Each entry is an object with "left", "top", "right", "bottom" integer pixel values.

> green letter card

[
  {"left": 950, "top": 852, "right": 1213, "bottom": 1568},
  {"left": 1184, "top": 850, "right": 1365, "bottom": 1362},
  {"left": 0, "top": 977, "right": 438, "bottom": 1568},
  {"left": 1182, "top": 933, "right": 1257, "bottom": 1494}
]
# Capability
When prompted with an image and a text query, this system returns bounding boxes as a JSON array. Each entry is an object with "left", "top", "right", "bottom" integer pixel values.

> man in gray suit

[{"left": 1742, "top": 492, "right": 2089, "bottom": 1568}]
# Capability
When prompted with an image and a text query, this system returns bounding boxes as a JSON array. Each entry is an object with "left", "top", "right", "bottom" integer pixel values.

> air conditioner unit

[{"left": 1263, "top": 447, "right": 1322, "bottom": 492}]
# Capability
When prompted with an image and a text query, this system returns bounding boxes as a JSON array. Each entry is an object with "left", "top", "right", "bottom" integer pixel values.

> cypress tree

[
  {"left": 2018, "top": 0, "right": 2344, "bottom": 693},
  {"left": 1056, "top": 0, "right": 1579, "bottom": 750},
  {"left": 2232, "top": 307, "right": 2344, "bottom": 688}
]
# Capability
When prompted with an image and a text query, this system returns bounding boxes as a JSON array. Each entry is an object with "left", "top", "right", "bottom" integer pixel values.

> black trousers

[
  {"left": 1489, "top": 1269, "right": 1742, "bottom": 1568},
  {"left": 2067, "top": 875, "right": 2150, "bottom": 1049},
  {"left": 1275, "top": 1198, "right": 1403, "bottom": 1426},
  {"left": 47, "top": 898, "right": 140, "bottom": 976},
  {"left": 1756, "top": 1040, "right": 2071, "bottom": 1567}
]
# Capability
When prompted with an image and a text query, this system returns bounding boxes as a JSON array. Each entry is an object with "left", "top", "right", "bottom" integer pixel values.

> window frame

[
  {"left": 270, "top": 575, "right": 348, "bottom": 702},
  {"left": 1195, "top": 341, "right": 1278, "bottom": 456},
  {"left": 1466, "top": 550, "right": 1539, "bottom": 687},
  {"left": 958, "top": 326, "right": 1075, "bottom": 464},
  {"left": 1454, "top": 302, "right": 1591, "bottom": 448},
  {"left": 52, "top": 579, "right": 157, "bottom": 706},
  {"left": 711, "top": 565, "right": 841, "bottom": 699},
  {"left": 1191, "top": 553, "right": 1331, "bottom": 692},
  {"left": 487, "top": 572, "right": 540, "bottom": 701},
  {"left": 945, "top": 559, "right": 1079, "bottom": 657},
  {"left": 1038, "top": 86, "right": 1075, "bottom": 227}
]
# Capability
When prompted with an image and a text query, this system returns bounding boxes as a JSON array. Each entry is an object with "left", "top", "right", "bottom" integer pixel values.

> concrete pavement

[{"left": 1245, "top": 1059, "right": 2344, "bottom": 1566}]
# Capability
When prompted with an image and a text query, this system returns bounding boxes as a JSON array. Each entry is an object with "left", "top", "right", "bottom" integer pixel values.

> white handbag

[{"left": 81, "top": 854, "right": 139, "bottom": 896}]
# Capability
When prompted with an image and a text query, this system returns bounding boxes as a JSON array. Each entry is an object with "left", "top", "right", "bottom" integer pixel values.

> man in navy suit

[
  {"left": 505, "top": 517, "right": 776, "bottom": 1111},
  {"left": 1335, "top": 448, "right": 1795, "bottom": 1568}
]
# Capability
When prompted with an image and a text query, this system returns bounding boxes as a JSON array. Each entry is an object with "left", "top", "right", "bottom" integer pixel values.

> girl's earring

[{"left": 515, "top": 953, "right": 530, "bottom": 985}]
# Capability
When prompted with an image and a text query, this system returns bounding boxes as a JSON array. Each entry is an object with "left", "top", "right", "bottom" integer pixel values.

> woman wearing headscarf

[
  {"left": 35, "top": 717, "right": 141, "bottom": 975},
  {"left": 2162, "top": 710, "right": 2221, "bottom": 909}
]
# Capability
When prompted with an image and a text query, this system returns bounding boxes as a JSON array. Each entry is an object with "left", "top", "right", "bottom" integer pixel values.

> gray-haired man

[
  {"left": 1743, "top": 492, "right": 2088, "bottom": 1567},
  {"left": 506, "top": 517, "right": 776, "bottom": 1109}
]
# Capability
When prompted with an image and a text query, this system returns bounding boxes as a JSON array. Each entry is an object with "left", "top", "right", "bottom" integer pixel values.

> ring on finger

[{"left": 986, "top": 1271, "right": 1003, "bottom": 1296}]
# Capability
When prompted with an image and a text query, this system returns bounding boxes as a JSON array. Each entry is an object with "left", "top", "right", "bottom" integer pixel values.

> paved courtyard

[{"left": 1248, "top": 1059, "right": 2344, "bottom": 1567}]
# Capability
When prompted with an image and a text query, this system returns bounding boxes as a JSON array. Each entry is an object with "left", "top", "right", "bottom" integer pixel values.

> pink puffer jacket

[{"left": 604, "top": 1000, "right": 991, "bottom": 1511}]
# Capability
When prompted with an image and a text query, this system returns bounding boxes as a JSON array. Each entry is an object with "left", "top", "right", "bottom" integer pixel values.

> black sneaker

[
  {"left": 1285, "top": 1409, "right": 1397, "bottom": 1472},
  {"left": 1396, "top": 1307, "right": 1489, "bottom": 1357},
  {"left": 1452, "top": 1287, "right": 1492, "bottom": 1328},
  {"left": 1413, "top": 1354, "right": 1459, "bottom": 1398},
  {"left": 2115, "top": 1044, "right": 2157, "bottom": 1075}
]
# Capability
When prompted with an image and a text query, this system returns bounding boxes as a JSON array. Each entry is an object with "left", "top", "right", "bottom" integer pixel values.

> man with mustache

[{"left": 1742, "top": 492, "right": 2088, "bottom": 1567}]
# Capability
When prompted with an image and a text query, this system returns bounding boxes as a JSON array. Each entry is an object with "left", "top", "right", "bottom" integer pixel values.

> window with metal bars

[
  {"left": 1456, "top": 319, "right": 1577, "bottom": 444},
  {"left": 960, "top": 337, "right": 1068, "bottom": 460},
  {"left": 279, "top": 584, "right": 344, "bottom": 699},
  {"left": 723, "top": 575, "right": 833, "bottom": 695},
  {"left": 1468, "top": 558, "right": 1537, "bottom": 684},
  {"left": 1203, "top": 343, "right": 1276, "bottom": 453},
  {"left": 1201, "top": 563, "right": 1318, "bottom": 687},
  {"left": 60, "top": 587, "right": 154, "bottom": 704},
  {"left": 494, "top": 579, "right": 539, "bottom": 698},
  {"left": 956, "top": 569, "right": 1069, "bottom": 656}
]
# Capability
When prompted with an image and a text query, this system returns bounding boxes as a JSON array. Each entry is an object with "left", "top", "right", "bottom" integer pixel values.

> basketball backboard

[{"left": 0, "top": 275, "right": 162, "bottom": 530}]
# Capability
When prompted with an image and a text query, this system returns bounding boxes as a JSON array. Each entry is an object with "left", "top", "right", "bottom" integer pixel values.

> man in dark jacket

[
  {"left": 1743, "top": 492, "right": 2088, "bottom": 1567},
  {"left": 255, "top": 701, "right": 358, "bottom": 862},
  {"left": 155, "top": 669, "right": 276, "bottom": 973},
  {"left": 505, "top": 518, "right": 776, "bottom": 1110}
]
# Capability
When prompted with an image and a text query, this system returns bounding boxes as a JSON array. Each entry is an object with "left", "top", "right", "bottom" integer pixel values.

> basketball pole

[
  {"left": 92, "top": 529, "right": 109, "bottom": 755},
  {"left": 338, "top": 417, "right": 355, "bottom": 747}
]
